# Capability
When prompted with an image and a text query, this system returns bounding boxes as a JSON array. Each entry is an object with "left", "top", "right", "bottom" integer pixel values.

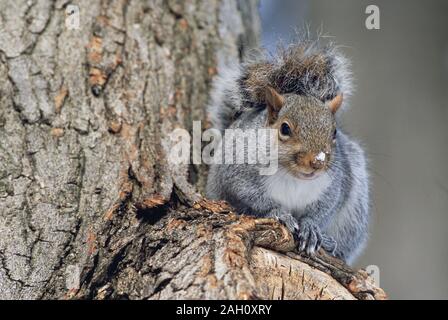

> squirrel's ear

[
  {"left": 265, "top": 86, "right": 284, "bottom": 124},
  {"left": 327, "top": 94, "right": 343, "bottom": 114}
]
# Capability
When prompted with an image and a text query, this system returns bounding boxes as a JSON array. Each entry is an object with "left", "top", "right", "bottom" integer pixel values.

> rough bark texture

[
  {"left": 72, "top": 199, "right": 386, "bottom": 300},
  {"left": 0, "top": 0, "right": 385, "bottom": 300}
]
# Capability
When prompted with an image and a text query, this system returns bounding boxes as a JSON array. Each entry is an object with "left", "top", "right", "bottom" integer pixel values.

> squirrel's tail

[
  {"left": 207, "top": 62, "right": 244, "bottom": 131},
  {"left": 207, "top": 38, "right": 353, "bottom": 130}
]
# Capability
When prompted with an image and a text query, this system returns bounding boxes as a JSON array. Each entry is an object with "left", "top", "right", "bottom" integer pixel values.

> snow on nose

[{"left": 316, "top": 151, "right": 326, "bottom": 162}]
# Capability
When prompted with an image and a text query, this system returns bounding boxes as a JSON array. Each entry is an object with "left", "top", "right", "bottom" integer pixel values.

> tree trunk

[{"left": 0, "top": 0, "right": 386, "bottom": 300}]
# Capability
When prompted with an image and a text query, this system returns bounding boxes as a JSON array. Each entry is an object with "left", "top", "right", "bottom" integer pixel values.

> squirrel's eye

[
  {"left": 333, "top": 128, "right": 337, "bottom": 141},
  {"left": 280, "top": 123, "right": 291, "bottom": 136}
]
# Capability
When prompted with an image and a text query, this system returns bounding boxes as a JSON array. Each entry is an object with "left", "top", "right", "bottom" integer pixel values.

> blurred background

[{"left": 259, "top": 0, "right": 448, "bottom": 299}]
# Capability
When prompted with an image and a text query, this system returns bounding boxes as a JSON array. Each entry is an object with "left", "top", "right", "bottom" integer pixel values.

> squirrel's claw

[
  {"left": 294, "top": 219, "right": 322, "bottom": 256},
  {"left": 275, "top": 214, "right": 337, "bottom": 257},
  {"left": 321, "top": 235, "right": 338, "bottom": 254}
]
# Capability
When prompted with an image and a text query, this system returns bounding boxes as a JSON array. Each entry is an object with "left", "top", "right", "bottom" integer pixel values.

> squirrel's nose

[
  {"left": 298, "top": 152, "right": 326, "bottom": 170},
  {"left": 311, "top": 159, "right": 324, "bottom": 170},
  {"left": 311, "top": 152, "right": 326, "bottom": 169}
]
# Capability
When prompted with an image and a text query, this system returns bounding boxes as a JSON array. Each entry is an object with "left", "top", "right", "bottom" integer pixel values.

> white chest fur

[{"left": 265, "top": 169, "right": 331, "bottom": 212}]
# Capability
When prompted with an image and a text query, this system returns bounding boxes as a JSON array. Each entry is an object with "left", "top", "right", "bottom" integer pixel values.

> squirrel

[{"left": 206, "top": 38, "right": 370, "bottom": 265}]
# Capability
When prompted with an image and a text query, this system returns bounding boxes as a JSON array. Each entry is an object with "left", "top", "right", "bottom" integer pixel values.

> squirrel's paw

[
  {"left": 294, "top": 218, "right": 323, "bottom": 255},
  {"left": 321, "top": 234, "right": 337, "bottom": 255},
  {"left": 277, "top": 214, "right": 300, "bottom": 236}
]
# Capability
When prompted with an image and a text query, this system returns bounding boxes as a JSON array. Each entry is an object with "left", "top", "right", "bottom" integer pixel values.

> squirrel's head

[{"left": 265, "top": 86, "right": 343, "bottom": 180}]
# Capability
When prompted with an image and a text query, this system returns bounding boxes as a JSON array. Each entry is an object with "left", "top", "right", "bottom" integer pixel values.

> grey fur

[
  {"left": 208, "top": 39, "right": 353, "bottom": 131},
  {"left": 206, "top": 39, "right": 369, "bottom": 265}
]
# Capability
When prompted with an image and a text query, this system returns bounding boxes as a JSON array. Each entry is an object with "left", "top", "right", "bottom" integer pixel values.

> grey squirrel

[{"left": 206, "top": 39, "right": 370, "bottom": 265}]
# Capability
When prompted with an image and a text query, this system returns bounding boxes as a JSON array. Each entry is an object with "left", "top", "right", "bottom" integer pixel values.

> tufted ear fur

[
  {"left": 327, "top": 93, "right": 343, "bottom": 114},
  {"left": 265, "top": 86, "right": 285, "bottom": 124}
]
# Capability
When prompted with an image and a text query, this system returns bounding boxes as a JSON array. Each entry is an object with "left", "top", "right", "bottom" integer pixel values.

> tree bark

[{"left": 0, "top": 0, "right": 386, "bottom": 300}]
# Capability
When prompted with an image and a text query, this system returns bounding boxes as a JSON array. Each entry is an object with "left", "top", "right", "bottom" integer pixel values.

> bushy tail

[
  {"left": 207, "top": 61, "right": 244, "bottom": 131},
  {"left": 207, "top": 37, "right": 353, "bottom": 131}
]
